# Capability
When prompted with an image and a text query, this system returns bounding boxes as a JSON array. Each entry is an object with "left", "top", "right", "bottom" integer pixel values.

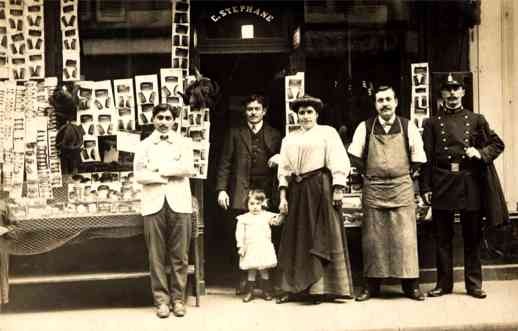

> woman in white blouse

[{"left": 276, "top": 95, "right": 354, "bottom": 304}]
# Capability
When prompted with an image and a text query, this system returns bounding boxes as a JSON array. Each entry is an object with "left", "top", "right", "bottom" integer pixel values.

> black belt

[
  {"left": 434, "top": 161, "right": 477, "bottom": 172},
  {"left": 291, "top": 167, "right": 326, "bottom": 183}
]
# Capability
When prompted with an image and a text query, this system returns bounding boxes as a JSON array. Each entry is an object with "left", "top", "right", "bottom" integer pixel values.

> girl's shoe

[{"left": 243, "top": 281, "right": 256, "bottom": 303}]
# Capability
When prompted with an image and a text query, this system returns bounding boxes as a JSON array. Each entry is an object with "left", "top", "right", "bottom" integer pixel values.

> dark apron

[{"left": 362, "top": 118, "right": 419, "bottom": 278}]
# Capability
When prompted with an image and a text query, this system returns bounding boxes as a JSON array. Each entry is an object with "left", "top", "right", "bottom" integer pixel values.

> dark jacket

[
  {"left": 420, "top": 108, "right": 504, "bottom": 211},
  {"left": 216, "top": 124, "right": 281, "bottom": 210}
]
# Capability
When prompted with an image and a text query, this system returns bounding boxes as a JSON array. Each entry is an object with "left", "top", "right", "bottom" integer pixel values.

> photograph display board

[
  {"left": 60, "top": 0, "right": 80, "bottom": 81},
  {"left": 410, "top": 63, "right": 430, "bottom": 130},
  {"left": 171, "top": 0, "right": 190, "bottom": 78},
  {"left": 284, "top": 71, "right": 304, "bottom": 135},
  {"left": 135, "top": 74, "right": 159, "bottom": 126}
]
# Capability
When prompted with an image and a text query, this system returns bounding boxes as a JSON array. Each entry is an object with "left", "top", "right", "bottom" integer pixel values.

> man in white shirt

[
  {"left": 134, "top": 103, "right": 194, "bottom": 318},
  {"left": 348, "top": 85, "right": 426, "bottom": 302}
]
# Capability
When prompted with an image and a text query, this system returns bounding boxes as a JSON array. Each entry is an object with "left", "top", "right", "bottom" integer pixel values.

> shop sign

[{"left": 210, "top": 5, "right": 275, "bottom": 23}]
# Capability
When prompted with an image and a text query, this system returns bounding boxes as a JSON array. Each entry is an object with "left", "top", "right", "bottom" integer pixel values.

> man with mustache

[
  {"left": 134, "top": 104, "right": 194, "bottom": 318},
  {"left": 420, "top": 73, "right": 504, "bottom": 299},
  {"left": 216, "top": 94, "right": 281, "bottom": 297},
  {"left": 349, "top": 85, "right": 427, "bottom": 301}
]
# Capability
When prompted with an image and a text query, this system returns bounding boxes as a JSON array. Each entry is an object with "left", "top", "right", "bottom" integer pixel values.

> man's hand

[
  {"left": 422, "top": 192, "right": 432, "bottom": 205},
  {"left": 465, "top": 147, "right": 481, "bottom": 159},
  {"left": 278, "top": 198, "right": 288, "bottom": 214},
  {"left": 217, "top": 190, "right": 230, "bottom": 210},
  {"left": 238, "top": 247, "right": 246, "bottom": 257},
  {"left": 267, "top": 154, "right": 280, "bottom": 168}
]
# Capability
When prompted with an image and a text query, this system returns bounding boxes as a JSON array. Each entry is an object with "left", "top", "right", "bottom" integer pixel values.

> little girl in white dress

[{"left": 236, "top": 189, "right": 284, "bottom": 303}]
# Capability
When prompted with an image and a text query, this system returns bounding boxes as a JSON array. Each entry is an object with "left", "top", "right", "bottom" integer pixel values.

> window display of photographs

[
  {"left": 76, "top": 81, "right": 94, "bottom": 111},
  {"left": 135, "top": 74, "right": 159, "bottom": 125},
  {"left": 113, "top": 78, "right": 136, "bottom": 131},
  {"left": 285, "top": 72, "right": 304, "bottom": 135}
]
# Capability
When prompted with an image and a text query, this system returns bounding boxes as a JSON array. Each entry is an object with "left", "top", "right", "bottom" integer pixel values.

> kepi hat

[{"left": 441, "top": 72, "right": 465, "bottom": 89}]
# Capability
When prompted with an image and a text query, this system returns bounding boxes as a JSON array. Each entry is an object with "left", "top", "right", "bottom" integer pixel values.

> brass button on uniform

[
  {"left": 444, "top": 147, "right": 449, "bottom": 151},
  {"left": 448, "top": 155, "right": 452, "bottom": 159},
  {"left": 441, "top": 131, "right": 446, "bottom": 135},
  {"left": 466, "top": 123, "right": 470, "bottom": 127}
]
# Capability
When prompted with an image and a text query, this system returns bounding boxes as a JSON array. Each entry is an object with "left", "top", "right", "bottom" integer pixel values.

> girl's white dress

[{"left": 235, "top": 211, "right": 280, "bottom": 270}]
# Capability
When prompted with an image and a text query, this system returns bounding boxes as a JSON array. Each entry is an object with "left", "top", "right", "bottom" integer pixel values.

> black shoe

[
  {"left": 427, "top": 287, "right": 452, "bottom": 297},
  {"left": 405, "top": 288, "right": 425, "bottom": 301},
  {"left": 467, "top": 288, "right": 487, "bottom": 299},
  {"left": 276, "top": 293, "right": 292, "bottom": 304},
  {"left": 355, "top": 289, "right": 374, "bottom": 302},
  {"left": 243, "top": 281, "right": 256, "bottom": 303}
]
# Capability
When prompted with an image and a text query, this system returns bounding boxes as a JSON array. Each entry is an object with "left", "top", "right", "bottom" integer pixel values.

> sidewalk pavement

[{"left": 1, "top": 280, "right": 518, "bottom": 331}]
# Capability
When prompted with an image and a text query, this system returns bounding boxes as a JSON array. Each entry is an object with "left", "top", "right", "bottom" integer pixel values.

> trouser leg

[
  {"left": 144, "top": 206, "right": 170, "bottom": 305},
  {"left": 432, "top": 209, "right": 455, "bottom": 292},
  {"left": 167, "top": 206, "right": 192, "bottom": 302},
  {"left": 460, "top": 210, "right": 483, "bottom": 291}
]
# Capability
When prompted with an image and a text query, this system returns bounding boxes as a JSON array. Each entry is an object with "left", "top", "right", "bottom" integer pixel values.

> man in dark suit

[
  {"left": 216, "top": 94, "right": 282, "bottom": 295},
  {"left": 420, "top": 73, "right": 505, "bottom": 299}
]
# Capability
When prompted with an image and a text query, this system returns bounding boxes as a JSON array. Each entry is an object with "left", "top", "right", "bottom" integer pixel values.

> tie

[{"left": 160, "top": 135, "right": 169, "bottom": 141}]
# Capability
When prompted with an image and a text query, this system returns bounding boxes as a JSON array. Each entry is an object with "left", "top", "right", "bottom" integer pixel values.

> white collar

[
  {"left": 247, "top": 121, "right": 264, "bottom": 133},
  {"left": 378, "top": 115, "right": 396, "bottom": 126},
  {"left": 152, "top": 130, "right": 174, "bottom": 144}
]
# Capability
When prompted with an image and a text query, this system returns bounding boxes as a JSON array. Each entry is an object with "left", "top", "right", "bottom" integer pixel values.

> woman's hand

[
  {"left": 332, "top": 187, "right": 344, "bottom": 208},
  {"left": 238, "top": 247, "right": 246, "bottom": 257}
]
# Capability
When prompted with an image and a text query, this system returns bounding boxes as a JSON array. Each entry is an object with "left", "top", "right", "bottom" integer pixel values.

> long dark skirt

[{"left": 277, "top": 170, "right": 353, "bottom": 296}]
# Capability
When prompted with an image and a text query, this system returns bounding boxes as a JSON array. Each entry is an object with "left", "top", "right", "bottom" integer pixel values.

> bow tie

[
  {"left": 160, "top": 135, "right": 169, "bottom": 141},
  {"left": 381, "top": 121, "right": 393, "bottom": 127}
]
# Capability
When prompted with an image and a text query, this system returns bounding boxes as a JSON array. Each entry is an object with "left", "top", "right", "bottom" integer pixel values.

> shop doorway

[{"left": 200, "top": 52, "right": 288, "bottom": 285}]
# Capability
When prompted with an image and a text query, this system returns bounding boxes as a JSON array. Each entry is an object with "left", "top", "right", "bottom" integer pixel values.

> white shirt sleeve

[
  {"left": 277, "top": 137, "right": 291, "bottom": 188},
  {"left": 347, "top": 121, "right": 367, "bottom": 158},
  {"left": 324, "top": 126, "right": 350, "bottom": 187},
  {"left": 407, "top": 121, "right": 427, "bottom": 163}
]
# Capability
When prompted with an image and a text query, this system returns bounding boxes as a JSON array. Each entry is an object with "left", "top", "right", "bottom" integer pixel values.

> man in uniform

[
  {"left": 216, "top": 94, "right": 281, "bottom": 295},
  {"left": 420, "top": 73, "right": 504, "bottom": 299},
  {"left": 348, "top": 85, "right": 426, "bottom": 301}
]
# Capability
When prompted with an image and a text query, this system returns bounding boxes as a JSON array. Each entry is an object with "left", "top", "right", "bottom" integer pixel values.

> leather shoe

[
  {"left": 355, "top": 289, "right": 374, "bottom": 302},
  {"left": 405, "top": 288, "right": 425, "bottom": 301},
  {"left": 427, "top": 287, "right": 452, "bottom": 297},
  {"left": 156, "top": 303, "right": 170, "bottom": 318},
  {"left": 467, "top": 289, "right": 487, "bottom": 299},
  {"left": 276, "top": 293, "right": 292, "bottom": 304},
  {"left": 172, "top": 300, "right": 186, "bottom": 317}
]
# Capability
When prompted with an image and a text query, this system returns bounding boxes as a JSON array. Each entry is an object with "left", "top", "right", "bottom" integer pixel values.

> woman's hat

[{"left": 289, "top": 95, "right": 324, "bottom": 112}]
